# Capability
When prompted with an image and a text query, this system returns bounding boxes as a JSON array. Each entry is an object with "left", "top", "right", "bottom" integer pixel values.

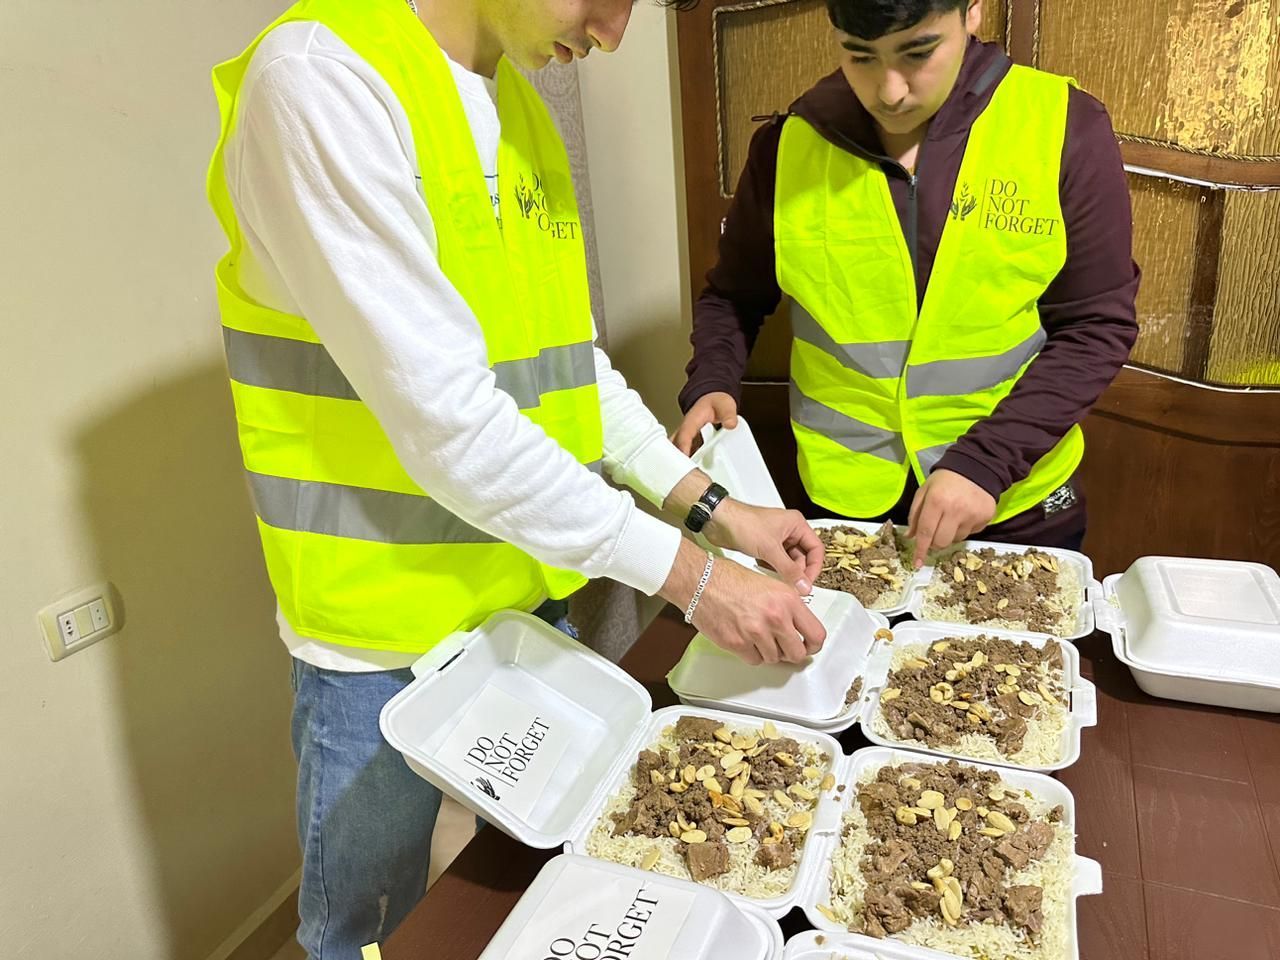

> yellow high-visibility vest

[
  {"left": 777, "top": 64, "right": 1083, "bottom": 521},
  {"left": 207, "top": 0, "right": 601, "bottom": 653}
]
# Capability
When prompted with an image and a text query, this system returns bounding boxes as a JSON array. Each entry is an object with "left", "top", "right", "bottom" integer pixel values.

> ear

[{"left": 966, "top": 0, "right": 983, "bottom": 37}]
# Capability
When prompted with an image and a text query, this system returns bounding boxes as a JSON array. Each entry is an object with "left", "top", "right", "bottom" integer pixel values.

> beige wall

[
  {"left": 578, "top": 6, "right": 692, "bottom": 429},
  {"left": 0, "top": 3, "right": 300, "bottom": 959}
]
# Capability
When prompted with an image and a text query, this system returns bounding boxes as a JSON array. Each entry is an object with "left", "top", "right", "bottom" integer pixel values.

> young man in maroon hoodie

[{"left": 674, "top": 0, "right": 1139, "bottom": 566}]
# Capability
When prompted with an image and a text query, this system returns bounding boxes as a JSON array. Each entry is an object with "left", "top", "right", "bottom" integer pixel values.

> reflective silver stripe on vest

[
  {"left": 492, "top": 341, "right": 596, "bottom": 409},
  {"left": 224, "top": 327, "right": 360, "bottom": 401},
  {"left": 916, "top": 442, "right": 952, "bottom": 475},
  {"left": 790, "top": 302, "right": 910, "bottom": 380},
  {"left": 248, "top": 461, "right": 604, "bottom": 545},
  {"left": 223, "top": 328, "right": 596, "bottom": 409},
  {"left": 789, "top": 382, "right": 907, "bottom": 463},
  {"left": 906, "top": 328, "right": 1047, "bottom": 399}
]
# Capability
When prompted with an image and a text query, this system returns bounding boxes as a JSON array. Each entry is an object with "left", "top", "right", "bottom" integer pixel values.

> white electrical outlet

[{"left": 39, "top": 582, "right": 123, "bottom": 662}]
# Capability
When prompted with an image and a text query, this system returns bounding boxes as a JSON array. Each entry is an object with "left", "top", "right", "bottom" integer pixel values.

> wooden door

[{"left": 675, "top": 0, "right": 1280, "bottom": 575}]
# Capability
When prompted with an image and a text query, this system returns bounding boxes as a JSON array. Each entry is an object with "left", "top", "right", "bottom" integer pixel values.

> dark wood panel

[{"left": 1122, "top": 140, "right": 1280, "bottom": 189}]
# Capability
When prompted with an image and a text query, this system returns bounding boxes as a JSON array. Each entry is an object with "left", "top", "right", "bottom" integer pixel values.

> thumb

[
  {"left": 672, "top": 414, "right": 704, "bottom": 455},
  {"left": 760, "top": 542, "right": 806, "bottom": 592},
  {"left": 714, "top": 395, "right": 740, "bottom": 429}
]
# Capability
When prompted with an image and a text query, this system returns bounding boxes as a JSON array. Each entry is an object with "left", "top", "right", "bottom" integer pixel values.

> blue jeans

[{"left": 289, "top": 603, "right": 576, "bottom": 959}]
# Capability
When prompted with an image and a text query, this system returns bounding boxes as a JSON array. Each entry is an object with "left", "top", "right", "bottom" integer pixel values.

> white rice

[
  {"left": 585, "top": 722, "right": 831, "bottom": 900},
  {"left": 921, "top": 552, "right": 1084, "bottom": 638},
  {"left": 871, "top": 642, "right": 1069, "bottom": 768},
  {"left": 824, "top": 765, "right": 1073, "bottom": 960},
  {"left": 816, "top": 526, "right": 911, "bottom": 610}
]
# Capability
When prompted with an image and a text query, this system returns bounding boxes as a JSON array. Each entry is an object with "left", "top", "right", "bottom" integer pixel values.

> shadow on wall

[{"left": 75, "top": 358, "right": 299, "bottom": 959}]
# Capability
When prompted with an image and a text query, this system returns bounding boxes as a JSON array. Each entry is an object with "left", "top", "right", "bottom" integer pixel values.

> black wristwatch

[{"left": 685, "top": 482, "right": 729, "bottom": 534}]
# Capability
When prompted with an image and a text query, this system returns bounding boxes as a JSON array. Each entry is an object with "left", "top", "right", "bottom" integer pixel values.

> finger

[
  {"left": 671, "top": 416, "right": 704, "bottom": 455},
  {"left": 753, "top": 635, "right": 781, "bottom": 665},
  {"left": 912, "top": 496, "right": 939, "bottom": 569},
  {"left": 786, "top": 518, "right": 825, "bottom": 591},
  {"left": 906, "top": 486, "right": 927, "bottom": 540},
  {"left": 793, "top": 602, "right": 827, "bottom": 654},
  {"left": 775, "top": 623, "right": 807, "bottom": 664},
  {"left": 734, "top": 643, "right": 762, "bottom": 666},
  {"left": 761, "top": 543, "right": 805, "bottom": 591},
  {"left": 932, "top": 513, "right": 961, "bottom": 554},
  {"left": 713, "top": 397, "right": 740, "bottom": 430}
]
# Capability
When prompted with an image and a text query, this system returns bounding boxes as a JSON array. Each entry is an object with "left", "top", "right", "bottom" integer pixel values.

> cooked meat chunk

[
  {"left": 685, "top": 840, "right": 730, "bottom": 881},
  {"left": 1004, "top": 884, "right": 1044, "bottom": 933},
  {"left": 755, "top": 841, "right": 795, "bottom": 870},
  {"left": 674, "top": 716, "right": 721, "bottom": 742}
]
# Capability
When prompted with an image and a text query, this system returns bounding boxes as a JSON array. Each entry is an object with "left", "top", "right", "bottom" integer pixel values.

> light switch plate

[{"left": 39, "top": 582, "right": 123, "bottom": 661}]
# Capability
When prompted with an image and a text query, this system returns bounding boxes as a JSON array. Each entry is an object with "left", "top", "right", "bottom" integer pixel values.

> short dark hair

[{"left": 827, "top": 0, "right": 968, "bottom": 40}]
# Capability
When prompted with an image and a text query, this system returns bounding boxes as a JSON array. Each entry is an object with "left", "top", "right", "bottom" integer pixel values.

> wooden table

[{"left": 383, "top": 610, "right": 1280, "bottom": 960}]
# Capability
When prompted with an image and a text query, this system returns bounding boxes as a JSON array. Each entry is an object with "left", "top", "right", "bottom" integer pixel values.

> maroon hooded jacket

[{"left": 679, "top": 39, "right": 1140, "bottom": 544}]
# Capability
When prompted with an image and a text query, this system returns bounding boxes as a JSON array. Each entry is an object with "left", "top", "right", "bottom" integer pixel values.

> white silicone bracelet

[{"left": 683, "top": 553, "right": 716, "bottom": 625}]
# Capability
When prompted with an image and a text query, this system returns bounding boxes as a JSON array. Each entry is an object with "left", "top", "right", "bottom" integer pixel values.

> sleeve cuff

[
  {"left": 611, "top": 434, "right": 698, "bottom": 510},
  {"left": 601, "top": 506, "right": 684, "bottom": 596}
]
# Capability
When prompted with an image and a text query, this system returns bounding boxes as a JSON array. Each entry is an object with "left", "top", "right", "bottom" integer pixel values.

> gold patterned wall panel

[
  {"left": 1207, "top": 189, "right": 1280, "bottom": 385},
  {"left": 1126, "top": 176, "right": 1202, "bottom": 374},
  {"left": 1039, "top": 0, "right": 1280, "bottom": 158},
  {"left": 717, "top": 0, "right": 835, "bottom": 194},
  {"left": 716, "top": 0, "right": 1010, "bottom": 195}
]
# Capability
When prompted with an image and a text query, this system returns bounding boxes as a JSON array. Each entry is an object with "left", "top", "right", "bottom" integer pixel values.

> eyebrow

[{"left": 841, "top": 32, "right": 944, "bottom": 54}]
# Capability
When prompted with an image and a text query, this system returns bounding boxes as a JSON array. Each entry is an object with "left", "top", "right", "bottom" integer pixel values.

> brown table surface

[{"left": 383, "top": 609, "right": 1280, "bottom": 960}]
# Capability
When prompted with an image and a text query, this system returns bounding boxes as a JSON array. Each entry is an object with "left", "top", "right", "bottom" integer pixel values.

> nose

[
  {"left": 878, "top": 70, "right": 909, "bottom": 110},
  {"left": 588, "top": 0, "right": 633, "bottom": 53}
]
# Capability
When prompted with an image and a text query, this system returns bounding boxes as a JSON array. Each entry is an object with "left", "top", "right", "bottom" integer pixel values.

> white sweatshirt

[{"left": 223, "top": 22, "right": 694, "bottom": 670}]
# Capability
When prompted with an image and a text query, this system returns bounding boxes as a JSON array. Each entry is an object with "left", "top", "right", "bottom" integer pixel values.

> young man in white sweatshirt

[{"left": 208, "top": 0, "right": 826, "bottom": 954}]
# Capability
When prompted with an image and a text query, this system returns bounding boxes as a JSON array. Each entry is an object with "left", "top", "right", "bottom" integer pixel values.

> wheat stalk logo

[{"left": 950, "top": 182, "right": 978, "bottom": 221}]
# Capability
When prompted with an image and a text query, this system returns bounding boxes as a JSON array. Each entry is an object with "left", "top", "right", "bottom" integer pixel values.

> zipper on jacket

[{"left": 824, "top": 125, "right": 921, "bottom": 283}]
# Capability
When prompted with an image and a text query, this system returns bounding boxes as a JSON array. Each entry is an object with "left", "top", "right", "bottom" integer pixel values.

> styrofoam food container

[
  {"left": 784, "top": 930, "right": 956, "bottom": 960},
  {"left": 690, "top": 417, "right": 785, "bottom": 511},
  {"left": 905, "top": 541, "right": 1099, "bottom": 641},
  {"left": 1096, "top": 556, "right": 1280, "bottom": 712},
  {"left": 478, "top": 854, "right": 783, "bottom": 960},
  {"left": 667, "top": 587, "right": 890, "bottom": 732},
  {"left": 794, "top": 747, "right": 1103, "bottom": 960},
  {"left": 808, "top": 519, "right": 924, "bottom": 618},
  {"left": 857, "top": 622, "right": 1096, "bottom": 772},
  {"left": 379, "top": 611, "right": 846, "bottom": 918}
]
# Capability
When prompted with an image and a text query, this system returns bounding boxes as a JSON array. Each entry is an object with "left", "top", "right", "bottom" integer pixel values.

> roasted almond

[
  {"left": 726, "top": 826, "right": 752, "bottom": 843},
  {"left": 987, "top": 811, "right": 1017, "bottom": 834},
  {"left": 640, "top": 846, "right": 661, "bottom": 870},
  {"left": 680, "top": 829, "right": 707, "bottom": 844}
]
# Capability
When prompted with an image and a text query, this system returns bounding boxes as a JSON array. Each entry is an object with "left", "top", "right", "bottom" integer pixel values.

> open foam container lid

[
  {"left": 667, "top": 587, "right": 889, "bottom": 727},
  {"left": 795, "top": 747, "right": 1103, "bottom": 960},
  {"left": 1096, "top": 556, "right": 1280, "bottom": 686},
  {"left": 689, "top": 417, "right": 786, "bottom": 511},
  {"left": 380, "top": 611, "right": 848, "bottom": 917},
  {"left": 904, "top": 541, "right": 1099, "bottom": 641},
  {"left": 856, "top": 622, "right": 1097, "bottom": 772},
  {"left": 478, "top": 854, "right": 783, "bottom": 960}
]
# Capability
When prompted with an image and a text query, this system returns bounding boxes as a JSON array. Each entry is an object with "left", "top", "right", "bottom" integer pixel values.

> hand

[
  {"left": 672, "top": 392, "right": 738, "bottom": 455},
  {"left": 703, "top": 499, "right": 824, "bottom": 595},
  {"left": 906, "top": 469, "right": 997, "bottom": 568},
  {"left": 659, "top": 540, "right": 826, "bottom": 665}
]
